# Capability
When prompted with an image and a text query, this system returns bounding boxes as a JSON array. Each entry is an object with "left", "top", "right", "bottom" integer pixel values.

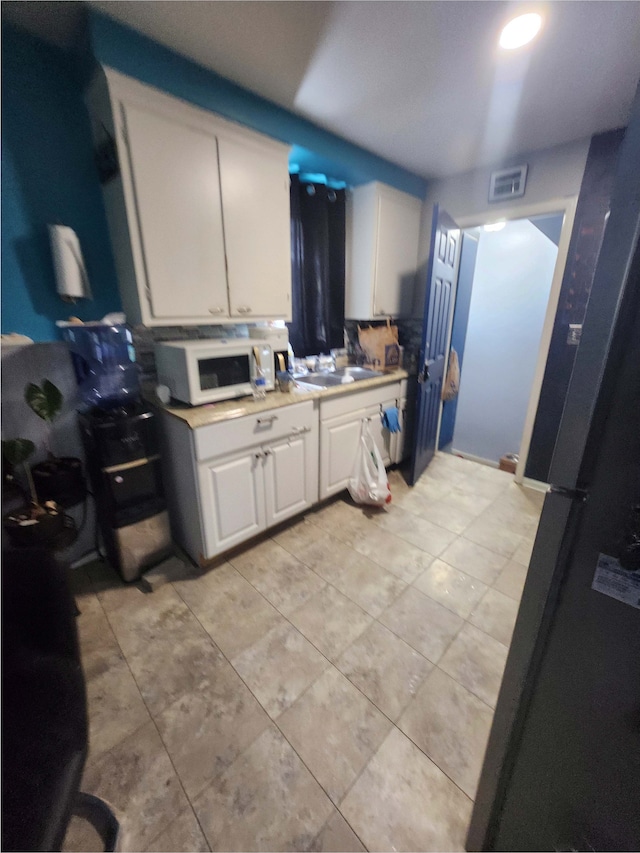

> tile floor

[{"left": 64, "top": 452, "right": 544, "bottom": 852}]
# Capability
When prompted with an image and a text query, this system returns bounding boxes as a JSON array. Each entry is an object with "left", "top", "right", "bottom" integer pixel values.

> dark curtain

[{"left": 288, "top": 175, "right": 345, "bottom": 358}]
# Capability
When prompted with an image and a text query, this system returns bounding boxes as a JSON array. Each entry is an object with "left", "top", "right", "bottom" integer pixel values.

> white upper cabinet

[
  {"left": 123, "top": 102, "right": 229, "bottom": 320},
  {"left": 346, "top": 182, "right": 422, "bottom": 320},
  {"left": 87, "top": 68, "right": 292, "bottom": 326},
  {"left": 218, "top": 135, "right": 291, "bottom": 319}
]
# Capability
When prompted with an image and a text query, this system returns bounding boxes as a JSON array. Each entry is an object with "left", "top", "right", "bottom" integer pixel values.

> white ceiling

[{"left": 5, "top": 1, "right": 640, "bottom": 179}]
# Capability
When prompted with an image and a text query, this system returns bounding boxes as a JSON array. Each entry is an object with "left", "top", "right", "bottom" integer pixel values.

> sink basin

[
  {"left": 293, "top": 365, "right": 383, "bottom": 388},
  {"left": 333, "top": 366, "right": 383, "bottom": 380},
  {"left": 294, "top": 373, "right": 344, "bottom": 387}
]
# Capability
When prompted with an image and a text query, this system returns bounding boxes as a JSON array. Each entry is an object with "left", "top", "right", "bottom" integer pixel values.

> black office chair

[{"left": 2, "top": 548, "right": 119, "bottom": 852}]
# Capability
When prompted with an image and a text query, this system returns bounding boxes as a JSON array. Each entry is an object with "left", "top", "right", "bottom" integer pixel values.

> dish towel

[{"left": 381, "top": 406, "right": 401, "bottom": 433}]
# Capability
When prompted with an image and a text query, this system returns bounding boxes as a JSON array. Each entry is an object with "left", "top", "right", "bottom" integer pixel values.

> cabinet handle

[
  {"left": 257, "top": 415, "right": 278, "bottom": 426},
  {"left": 290, "top": 426, "right": 310, "bottom": 435},
  {"left": 209, "top": 306, "right": 225, "bottom": 314},
  {"left": 374, "top": 309, "right": 387, "bottom": 316},
  {"left": 254, "top": 450, "right": 265, "bottom": 460},
  {"left": 237, "top": 306, "right": 252, "bottom": 314},
  {"left": 263, "top": 448, "right": 273, "bottom": 457}
]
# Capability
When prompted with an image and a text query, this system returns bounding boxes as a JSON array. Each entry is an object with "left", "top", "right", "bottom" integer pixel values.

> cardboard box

[{"left": 499, "top": 454, "right": 518, "bottom": 474}]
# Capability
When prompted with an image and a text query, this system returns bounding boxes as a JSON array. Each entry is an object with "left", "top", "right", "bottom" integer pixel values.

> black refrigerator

[{"left": 468, "top": 80, "right": 640, "bottom": 852}]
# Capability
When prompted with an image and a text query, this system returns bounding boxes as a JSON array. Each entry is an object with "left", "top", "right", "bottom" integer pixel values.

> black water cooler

[
  {"left": 63, "top": 322, "right": 171, "bottom": 581},
  {"left": 79, "top": 404, "right": 171, "bottom": 581}
]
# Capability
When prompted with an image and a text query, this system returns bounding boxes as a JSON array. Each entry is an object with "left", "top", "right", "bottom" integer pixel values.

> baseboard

[
  {"left": 521, "top": 476, "right": 550, "bottom": 493},
  {"left": 449, "top": 448, "right": 500, "bottom": 469},
  {"left": 71, "top": 550, "right": 100, "bottom": 569}
]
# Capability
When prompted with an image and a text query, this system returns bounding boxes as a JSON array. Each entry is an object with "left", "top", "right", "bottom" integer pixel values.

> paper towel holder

[{"left": 49, "top": 223, "right": 93, "bottom": 304}]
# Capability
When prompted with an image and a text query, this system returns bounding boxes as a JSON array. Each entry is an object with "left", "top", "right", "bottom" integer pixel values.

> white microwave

[{"left": 154, "top": 339, "right": 274, "bottom": 406}]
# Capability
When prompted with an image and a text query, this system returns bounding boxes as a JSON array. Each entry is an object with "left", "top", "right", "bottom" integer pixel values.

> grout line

[
  {"left": 169, "top": 550, "right": 426, "bottom": 851},
  {"left": 183, "top": 539, "right": 484, "bottom": 829},
  {"left": 311, "top": 805, "right": 369, "bottom": 852},
  {"left": 435, "top": 659, "right": 501, "bottom": 714},
  {"left": 170, "top": 584, "right": 357, "bottom": 842},
  {"left": 78, "top": 570, "right": 200, "bottom": 851},
  {"left": 271, "top": 527, "right": 407, "bottom": 619},
  {"left": 169, "top": 575, "right": 341, "bottom": 797},
  {"left": 74, "top": 454, "right": 534, "bottom": 851},
  {"left": 143, "top": 803, "right": 210, "bottom": 853}
]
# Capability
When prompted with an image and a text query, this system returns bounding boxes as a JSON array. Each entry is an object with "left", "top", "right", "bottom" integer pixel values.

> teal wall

[
  {"left": 2, "top": 13, "right": 426, "bottom": 342},
  {"left": 88, "top": 11, "right": 427, "bottom": 198},
  {"left": 1, "top": 24, "right": 122, "bottom": 342}
]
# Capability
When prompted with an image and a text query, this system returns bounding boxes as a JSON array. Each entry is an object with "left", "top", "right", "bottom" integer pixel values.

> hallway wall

[{"left": 452, "top": 218, "right": 559, "bottom": 464}]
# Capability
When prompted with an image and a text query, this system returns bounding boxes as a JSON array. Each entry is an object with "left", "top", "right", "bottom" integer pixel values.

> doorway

[{"left": 436, "top": 204, "right": 573, "bottom": 483}]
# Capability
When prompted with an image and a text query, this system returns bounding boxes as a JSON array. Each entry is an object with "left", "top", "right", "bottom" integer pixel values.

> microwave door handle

[{"left": 253, "top": 346, "right": 262, "bottom": 370}]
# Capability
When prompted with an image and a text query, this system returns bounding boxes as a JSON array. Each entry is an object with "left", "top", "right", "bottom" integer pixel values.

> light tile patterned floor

[{"left": 64, "top": 452, "right": 544, "bottom": 852}]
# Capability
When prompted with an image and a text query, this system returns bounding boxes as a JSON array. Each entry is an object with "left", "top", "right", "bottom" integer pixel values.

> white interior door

[
  {"left": 123, "top": 102, "right": 229, "bottom": 319},
  {"left": 218, "top": 134, "right": 291, "bottom": 318}
]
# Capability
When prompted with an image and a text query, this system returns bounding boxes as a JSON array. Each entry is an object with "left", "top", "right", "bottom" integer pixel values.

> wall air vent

[{"left": 489, "top": 164, "right": 528, "bottom": 203}]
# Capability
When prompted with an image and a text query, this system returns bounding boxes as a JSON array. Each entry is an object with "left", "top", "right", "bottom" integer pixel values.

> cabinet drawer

[
  {"left": 194, "top": 400, "right": 316, "bottom": 461},
  {"left": 320, "top": 381, "right": 401, "bottom": 422}
]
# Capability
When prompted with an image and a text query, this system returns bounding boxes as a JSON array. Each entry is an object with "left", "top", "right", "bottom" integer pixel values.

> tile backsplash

[{"left": 135, "top": 318, "right": 422, "bottom": 393}]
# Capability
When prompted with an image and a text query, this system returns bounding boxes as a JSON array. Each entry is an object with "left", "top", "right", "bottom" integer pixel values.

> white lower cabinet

[
  {"left": 319, "top": 382, "right": 403, "bottom": 500},
  {"left": 365, "top": 399, "right": 397, "bottom": 467},
  {"left": 199, "top": 412, "right": 318, "bottom": 560},
  {"left": 162, "top": 400, "right": 319, "bottom": 564},
  {"left": 198, "top": 448, "right": 266, "bottom": 557},
  {"left": 320, "top": 409, "right": 367, "bottom": 500},
  {"left": 162, "top": 382, "right": 407, "bottom": 565},
  {"left": 264, "top": 431, "right": 318, "bottom": 527}
]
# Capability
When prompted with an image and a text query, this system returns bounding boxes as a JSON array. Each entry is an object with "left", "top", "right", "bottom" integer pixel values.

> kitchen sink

[
  {"left": 333, "top": 366, "right": 383, "bottom": 380},
  {"left": 294, "top": 365, "right": 383, "bottom": 388},
  {"left": 294, "top": 373, "right": 344, "bottom": 387}
]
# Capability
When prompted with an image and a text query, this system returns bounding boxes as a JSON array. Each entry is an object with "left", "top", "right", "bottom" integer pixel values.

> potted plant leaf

[
  {"left": 25, "top": 380, "right": 85, "bottom": 507},
  {"left": 2, "top": 438, "right": 64, "bottom": 546}
]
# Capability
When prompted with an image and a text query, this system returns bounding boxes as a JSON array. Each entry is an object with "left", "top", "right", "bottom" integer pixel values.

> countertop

[{"left": 158, "top": 368, "right": 409, "bottom": 429}]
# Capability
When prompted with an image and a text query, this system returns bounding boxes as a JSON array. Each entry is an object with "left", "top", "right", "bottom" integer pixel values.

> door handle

[
  {"left": 256, "top": 415, "right": 278, "bottom": 426},
  {"left": 418, "top": 364, "right": 430, "bottom": 384}
]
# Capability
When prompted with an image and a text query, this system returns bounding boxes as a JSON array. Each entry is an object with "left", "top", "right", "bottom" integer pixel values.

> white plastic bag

[{"left": 348, "top": 420, "right": 392, "bottom": 506}]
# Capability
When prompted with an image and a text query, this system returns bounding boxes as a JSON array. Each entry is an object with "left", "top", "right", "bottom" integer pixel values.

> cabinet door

[
  {"left": 199, "top": 449, "right": 265, "bottom": 558},
  {"left": 365, "top": 400, "right": 397, "bottom": 467},
  {"left": 374, "top": 189, "right": 421, "bottom": 317},
  {"left": 394, "top": 397, "right": 408, "bottom": 464},
  {"left": 264, "top": 429, "right": 318, "bottom": 527},
  {"left": 123, "top": 102, "right": 229, "bottom": 320},
  {"left": 320, "top": 410, "right": 366, "bottom": 500},
  {"left": 218, "top": 134, "right": 291, "bottom": 319}
]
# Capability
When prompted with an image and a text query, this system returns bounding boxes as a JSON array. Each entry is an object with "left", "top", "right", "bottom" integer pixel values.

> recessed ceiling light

[
  {"left": 484, "top": 221, "right": 507, "bottom": 232},
  {"left": 499, "top": 13, "right": 542, "bottom": 50}
]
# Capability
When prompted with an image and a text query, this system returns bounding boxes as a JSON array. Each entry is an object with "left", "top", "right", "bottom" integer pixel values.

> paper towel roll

[{"left": 49, "top": 224, "right": 93, "bottom": 302}]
